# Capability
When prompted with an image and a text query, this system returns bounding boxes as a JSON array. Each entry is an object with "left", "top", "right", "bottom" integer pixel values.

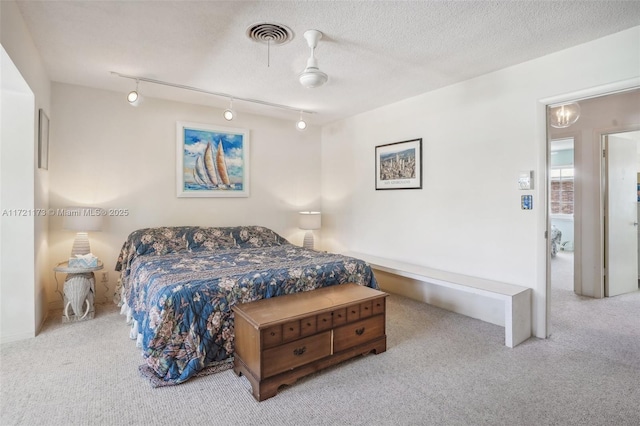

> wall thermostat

[{"left": 518, "top": 170, "right": 533, "bottom": 190}]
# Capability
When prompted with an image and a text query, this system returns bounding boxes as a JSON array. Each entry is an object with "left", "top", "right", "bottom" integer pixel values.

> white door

[{"left": 605, "top": 133, "right": 639, "bottom": 297}]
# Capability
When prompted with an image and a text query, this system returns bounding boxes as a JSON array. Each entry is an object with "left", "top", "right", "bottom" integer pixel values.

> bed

[{"left": 115, "top": 226, "right": 378, "bottom": 386}]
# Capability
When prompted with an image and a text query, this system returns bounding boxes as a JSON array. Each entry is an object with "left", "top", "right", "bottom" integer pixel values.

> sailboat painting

[{"left": 176, "top": 122, "right": 250, "bottom": 197}]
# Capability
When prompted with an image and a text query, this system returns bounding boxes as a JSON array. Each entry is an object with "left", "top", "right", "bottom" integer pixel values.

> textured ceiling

[{"left": 15, "top": 1, "right": 640, "bottom": 125}]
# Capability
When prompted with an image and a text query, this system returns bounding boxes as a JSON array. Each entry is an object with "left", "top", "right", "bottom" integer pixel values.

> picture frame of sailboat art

[{"left": 176, "top": 122, "right": 250, "bottom": 197}]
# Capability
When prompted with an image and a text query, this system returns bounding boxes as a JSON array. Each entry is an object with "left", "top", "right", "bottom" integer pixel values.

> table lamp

[
  {"left": 63, "top": 207, "right": 103, "bottom": 257},
  {"left": 298, "top": 211, "right": 321, "bottom": 250}
]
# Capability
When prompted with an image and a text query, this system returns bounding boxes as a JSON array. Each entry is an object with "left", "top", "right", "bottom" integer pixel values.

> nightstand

[{"left": 54, "top": 261, "right": 103, "bottom": 322}]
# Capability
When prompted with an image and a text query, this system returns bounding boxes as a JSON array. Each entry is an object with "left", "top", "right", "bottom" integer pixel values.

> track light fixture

[
  {"left": 127, "top": 79, "right": 141, "bottom": 106},
  {"left": 111, "top": 72, "right": 316, "bottom": 126},
  {"left": 223, "top": 98, "right": 235, "bottom": 121},
  {"left": 296, "top": 111, "right": 307, "bottom": 131}
]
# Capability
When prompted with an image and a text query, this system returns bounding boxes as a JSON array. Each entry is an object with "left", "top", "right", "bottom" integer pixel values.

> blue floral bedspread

[{"left": 116, "top": 226, "right": 377, "bottom": 385}]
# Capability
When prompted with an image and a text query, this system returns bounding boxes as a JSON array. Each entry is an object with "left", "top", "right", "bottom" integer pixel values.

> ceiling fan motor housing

[{"left": 299, "top": 29, "right": 328, "bottom": 88}]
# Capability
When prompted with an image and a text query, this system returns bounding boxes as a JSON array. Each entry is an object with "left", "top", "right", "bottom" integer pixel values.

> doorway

[
  {"left": 550, "top": 138, "right": 575, "bottom": 292},
  {"left": 547, "top": 88, "right": 640, "bottom": 304}
]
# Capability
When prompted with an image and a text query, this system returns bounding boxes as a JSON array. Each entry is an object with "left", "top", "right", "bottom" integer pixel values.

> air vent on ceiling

[{"left": 246, "top": 23, "right": 293, "bottom": 45}]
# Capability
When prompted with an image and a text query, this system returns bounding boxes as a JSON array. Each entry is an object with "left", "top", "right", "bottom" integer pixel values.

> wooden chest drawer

[
  {"left": 262, "top": 331, "right": 332, "bottom": 378},
  {"left": 262, "top": 325, "right": 282, "bottom": 348},
  {"left": 360, "top": 300, "right": 373, "bottom": 318},
  {"left": 332, "top": 308, "right": 347, "bottom": 326},
  {"left": 300, "top": 316, "right": 317, "bottom": 336},
  {"left": 372, "top": 297, "right": 385, "bottom": 315},
  {"left": 282, "top": 320, "right": 300, "bottom": 342},
  {"left": 317, "top": 311, "right": 333, "bottom": 331},
  {"left": 346, "top": 304, "right": 360, "bottom": 322},
  {"left": 333, "top": 314, "right": 385, "bottom": 353}
]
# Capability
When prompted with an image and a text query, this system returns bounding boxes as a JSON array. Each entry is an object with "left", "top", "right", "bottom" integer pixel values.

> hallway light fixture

[
  {"left": 127, "top": 79, "right": 142, "bottom": 106},
  {"left": 296, "top": 111, "right": 307, "bottom": 131},
  {"left": 549, "top": 102, "right": 581, "bottom": 128},
  {"left": 112, "top": 71, "right": 315, "bottom": 125},
  {"left": 223, "top": 98, "right": 235, "bottom": 121}
]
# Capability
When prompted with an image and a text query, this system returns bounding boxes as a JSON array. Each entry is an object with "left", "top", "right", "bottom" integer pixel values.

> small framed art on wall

[{"left": 375, "top": 138, "right": 422, "bottom": 190}]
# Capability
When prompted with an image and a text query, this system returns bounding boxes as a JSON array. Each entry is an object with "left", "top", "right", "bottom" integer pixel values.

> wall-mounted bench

[{"left": 345, "top": 251, "right": 532, "bottom": 348}]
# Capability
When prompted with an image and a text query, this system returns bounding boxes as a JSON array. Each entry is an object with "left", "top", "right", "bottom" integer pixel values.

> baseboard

[{"left": 1, "top": 330, "right": 36, "bottom": 344}]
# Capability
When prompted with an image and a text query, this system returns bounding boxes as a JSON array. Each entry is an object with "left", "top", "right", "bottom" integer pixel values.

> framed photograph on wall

[
  {"left": 375, "top": 138, "right": 422, "bottom": 190},
  {"left": 176, "top": 121, "right": 250, "bottom": 197},
  {"left": 38, "top": 109, "right": 49, "bottom": 170}
]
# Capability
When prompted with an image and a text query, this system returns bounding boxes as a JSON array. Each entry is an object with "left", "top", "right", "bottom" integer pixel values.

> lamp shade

[
  {"left": 62, "top": 207, "right": 103, "bottom": 232},
  {"left": 299, "top": 211, "right": 321, "bottom": 230}
]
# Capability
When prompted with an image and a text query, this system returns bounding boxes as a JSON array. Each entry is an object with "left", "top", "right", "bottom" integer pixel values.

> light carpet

[{"left": 1, "top": 289, "right": 639, "bottom": 425}]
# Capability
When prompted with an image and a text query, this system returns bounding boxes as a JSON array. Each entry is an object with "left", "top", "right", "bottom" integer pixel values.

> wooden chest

[{"left": 232, "top": 283, "right": 388, "bottom": 401}]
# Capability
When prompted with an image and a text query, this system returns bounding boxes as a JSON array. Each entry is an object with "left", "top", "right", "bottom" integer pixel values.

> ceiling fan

[{"left": 298, "top": 30, "right": 328, "bottom": 88}]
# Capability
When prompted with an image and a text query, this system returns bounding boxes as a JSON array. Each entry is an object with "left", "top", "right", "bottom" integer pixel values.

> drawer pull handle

[
  {"left": 355, "top": 327, "right": 365, "bottom": 336},
  {"left": 322, "top": 318, "right": 327, "bottom": 322},
  {"left": 293, "top": 346, "right": 307, "bottom": 356},
  {"left": 306, "top": 322, "right": 311, "bottom": 327},
  {"left": 289, "top": 327, "right": 294, "bottom": 331},
  {"left": 351, "top": 310, "right": 356, "bottom": 314},
  {"left": 270, "top": 332, "right": 276, "bottom": 336}
]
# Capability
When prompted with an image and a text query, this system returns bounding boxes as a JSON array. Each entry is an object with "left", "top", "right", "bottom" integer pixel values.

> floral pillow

[
  {"left": 132, "top": 227, "right": 188, "bottom": 256},
  {"left": 231, "top": 226, "right": 289, "bottom": 248},
  {"left": 115, "top": 227, "right": 189, "bottom": 273},
  {"left": 185, "top": 227, "right": 237, "bottom": 252}
]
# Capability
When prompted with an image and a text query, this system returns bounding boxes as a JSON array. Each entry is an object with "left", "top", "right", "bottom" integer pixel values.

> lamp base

[
  {"left": 71, "top": 232, "right": 91, "bottom": 257},
  {"left": 303, "top": 231, "right": 315, "bottom": 250}
]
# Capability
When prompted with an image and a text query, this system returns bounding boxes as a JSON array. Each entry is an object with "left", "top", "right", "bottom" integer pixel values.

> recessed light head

[
  {"left": 223, "top": 98, "right": 235, "bottom": 121},
  {"left": 127, "top": 91, "right": 139, "bottom": 103},
  {"left": 296, "top": 111, "right": 307, "bottom": 131},
  {"left": 127, "top": 80, "right": 142, "bottom": 106}
]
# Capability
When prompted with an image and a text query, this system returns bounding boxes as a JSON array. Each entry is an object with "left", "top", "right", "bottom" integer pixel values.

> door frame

[{"left": 538, "top": 77, "right": 640, "bottom": 338}]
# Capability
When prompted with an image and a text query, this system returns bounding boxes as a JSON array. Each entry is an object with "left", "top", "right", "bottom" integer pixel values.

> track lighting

[
  {"left": 127, "top": 79, "right": 142, "bottom": 106},
  {"left": 223, "top": 98, "right": 235, "bottom": 121},
  {"left": 112, "top": 72, "right": 316, "bottom": 127},
  {"left": 296, "top": 111, "right": 307, "bottom": 131}
]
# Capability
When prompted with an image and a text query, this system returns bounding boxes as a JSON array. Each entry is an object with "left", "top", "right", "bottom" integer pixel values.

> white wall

[
  {"left": 48, "top": 83, "right": 322, "bottom": 308},
  {"left": 321, "top": 26, "right": 640, "bottom": 338},
  {"left": 1, "top": 49, "right": 35, "bottom": 342},
  {"left": 0, "top": 0, "right": 51, "bottom": 342}
]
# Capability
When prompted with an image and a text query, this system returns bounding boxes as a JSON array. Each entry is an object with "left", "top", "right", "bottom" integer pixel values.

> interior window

[{"left": 550, "top": 166, "right": 574, "bottom": 214}]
